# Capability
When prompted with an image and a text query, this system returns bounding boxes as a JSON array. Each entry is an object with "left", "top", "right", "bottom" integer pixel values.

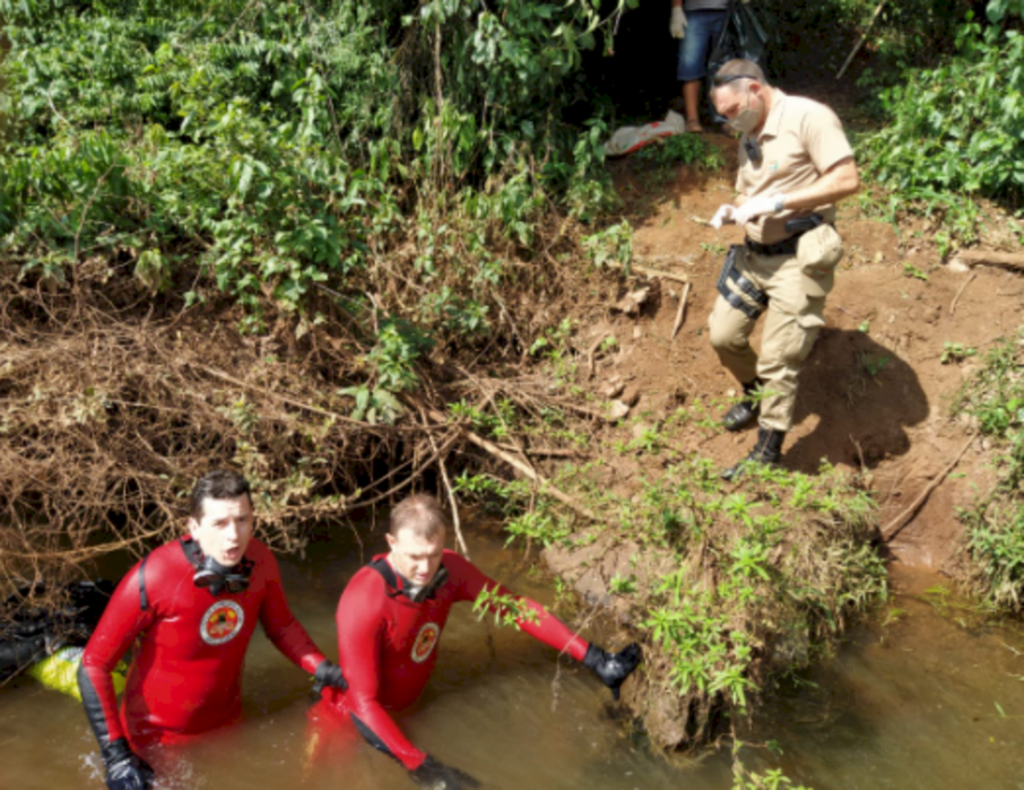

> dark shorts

[{"left": 676, "top": 9, "right": 727, "bottom": 82}]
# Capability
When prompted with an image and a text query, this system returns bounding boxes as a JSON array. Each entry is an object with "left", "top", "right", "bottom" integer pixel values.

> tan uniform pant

[{"left": 707, "top": 245, "right": 828, "bottom": 433}]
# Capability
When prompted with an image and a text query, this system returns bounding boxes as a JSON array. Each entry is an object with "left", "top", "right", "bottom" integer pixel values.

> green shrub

[
  {"left": 954, "top": 328, "right": 1024, "bottom": 609},
  {"left": 859, "top": 8, "right": 1024, "bottom": 242},
  {"left": 862, "top": 26, "right": 1024, "bottom": 204}
]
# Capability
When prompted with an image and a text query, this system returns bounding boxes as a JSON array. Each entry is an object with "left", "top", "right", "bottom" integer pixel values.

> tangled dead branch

[{"left": 0, "top": 277, "right": 604, "bottom": 608}]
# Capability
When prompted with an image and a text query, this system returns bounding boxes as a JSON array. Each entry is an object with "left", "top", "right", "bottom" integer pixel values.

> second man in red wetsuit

[{"left": 317, "top": 493, "right": 642, "bottom": 788}]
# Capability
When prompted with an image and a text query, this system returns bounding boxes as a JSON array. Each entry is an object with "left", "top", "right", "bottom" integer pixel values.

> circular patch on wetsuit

[
  {"left": 200, "top": 600, "right": 245, "bottom": 646},
  {"left": 410, "top": 622, "right": 440, "bottom": 663}
]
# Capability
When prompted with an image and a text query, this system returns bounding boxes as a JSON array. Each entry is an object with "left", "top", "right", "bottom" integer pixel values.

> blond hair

[{"left": 389, "top": 494, "right": 449, "bottom": 539}]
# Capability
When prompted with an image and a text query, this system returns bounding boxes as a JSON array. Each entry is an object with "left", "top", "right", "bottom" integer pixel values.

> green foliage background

[
  {"left": 0, "top": 0, "right": 631, "bottom": 359},
  {"left": 854, "top": 1, "right": 1024, "bottom": 243}
]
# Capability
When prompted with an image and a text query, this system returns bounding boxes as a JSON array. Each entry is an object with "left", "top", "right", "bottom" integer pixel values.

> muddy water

[{"left": 2, "top": 529, "right": 1023, "bottom": 790}]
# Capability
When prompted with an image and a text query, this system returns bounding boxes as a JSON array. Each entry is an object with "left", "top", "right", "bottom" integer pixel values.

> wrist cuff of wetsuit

[
  {"left": 772, "top": 193, "right": 786, "bottom": 214},
  {"left": 101, "top": 736, "right": 133, "bottom": 767}
]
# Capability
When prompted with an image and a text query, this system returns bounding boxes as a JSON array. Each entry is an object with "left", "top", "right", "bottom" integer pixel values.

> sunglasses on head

[{"left": 712, "top": 73, "right": 762, "bottom": 87}]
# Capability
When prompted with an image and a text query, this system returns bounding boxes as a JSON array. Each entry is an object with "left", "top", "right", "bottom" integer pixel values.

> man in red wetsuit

[
  {"left": 317, "top": 494, "right": 641, "bottom": 789},
  {"left": 78, "top": 470, "right": 347, "bottom": 790}
]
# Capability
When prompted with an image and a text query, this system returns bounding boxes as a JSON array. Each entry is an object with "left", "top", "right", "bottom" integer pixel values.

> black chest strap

[
  {"left": 367, "top": 559, "right": 448, "bottom": 602},
  {"left": 368, "top": 558, "right": 401, "bottom": 597},
  {"left": 138, "top": 556, "right": 149, "bottom": 612}
]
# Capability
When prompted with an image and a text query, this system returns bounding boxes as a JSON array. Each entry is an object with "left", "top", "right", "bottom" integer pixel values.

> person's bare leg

[{"left": 683, "top": 79, "right": 703, "bottom": 132}]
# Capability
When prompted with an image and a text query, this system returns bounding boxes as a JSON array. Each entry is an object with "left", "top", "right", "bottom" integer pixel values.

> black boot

[
  {"left": 721, "top": 379, "right": 762, "bottom": 432},
  {"left": 721, "top": 427, "right": 785, "bottom": 481}
]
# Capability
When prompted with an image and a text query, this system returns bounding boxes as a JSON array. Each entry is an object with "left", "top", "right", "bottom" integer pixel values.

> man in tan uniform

[{"left": 706, "top": 59, "right": 860, "bottom": 479}]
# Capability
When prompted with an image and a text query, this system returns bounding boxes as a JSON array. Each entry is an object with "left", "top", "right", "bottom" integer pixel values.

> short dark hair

[
  {"left": 389, "top": 494, "right": 449, "bottom": 539},
  {"left": 190, "top": 469, "right": 252, "bottom": 519},
  {"left": 711, "top": 59, "right": 769, "bottom": 93}
]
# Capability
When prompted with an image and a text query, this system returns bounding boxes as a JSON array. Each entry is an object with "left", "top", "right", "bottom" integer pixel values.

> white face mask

[{"left": 728, "top": 92, "right": 762, "bottom": 134}]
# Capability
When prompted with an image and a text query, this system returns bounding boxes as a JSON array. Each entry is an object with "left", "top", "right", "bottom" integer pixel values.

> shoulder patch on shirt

[
  {"left": 411, "top": 622, "right": 440, "bottom": 663},
  {"left": 200, "top": 600, "right": 245, "bottom": 646}
]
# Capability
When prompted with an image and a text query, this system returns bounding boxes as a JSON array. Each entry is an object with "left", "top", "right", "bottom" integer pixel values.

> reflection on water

[
  {"left": 749, "top": 567, "right": 1024, "bottom": 790},
  {"left": 2, "top": 527, "right": 1024, "bottom": 789}
]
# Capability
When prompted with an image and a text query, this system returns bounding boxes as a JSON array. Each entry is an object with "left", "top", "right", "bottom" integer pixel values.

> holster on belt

[
  {"left": 784, "top": 213, "right": 826, "bottom": 236},
  {"left": 716, "top": 245, "right": 768, "bottom": 319}
]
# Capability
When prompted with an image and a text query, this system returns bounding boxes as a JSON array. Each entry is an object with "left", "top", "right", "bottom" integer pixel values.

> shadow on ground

[{"left": 786, "top": 328, "right": 930, "bottom": 474}]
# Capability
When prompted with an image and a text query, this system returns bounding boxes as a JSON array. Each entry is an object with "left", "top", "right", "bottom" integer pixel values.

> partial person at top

[
  {"left": 314, "top": 493, "right": 642, "bottom": 790},
  {"left": 670, "top": 0, "right": 731, "bottom": 132},
  {"left": 78, "top": 469, "right": 348, "bottom": 790}
]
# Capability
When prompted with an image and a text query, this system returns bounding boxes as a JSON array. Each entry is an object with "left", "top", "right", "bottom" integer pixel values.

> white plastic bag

[{"left": 605, "top": 110, "right": 686, "bottom": 157}]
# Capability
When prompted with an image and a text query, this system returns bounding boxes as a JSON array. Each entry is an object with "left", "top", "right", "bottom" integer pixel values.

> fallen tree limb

[
  {"left": 495, "top": 443, "right": 585, "bottom": 458},
  {"left": 632, "top": 264, "right": 689, "bottom": 285},
  {"left": 949, "top": 272, "right": 977, "bottom": 316},
  {"left": 551, "top": 399, "right": 608, "bottom": 421},
  {"left": 836, "top": 0, "right": 888, "bottom": 80},
  {"left": 671, "top": 281, "right": 692, "bottom": 340},
  {"left": 355, "top": 428, "right": 462, "bottom": 508},
  {"left": 882, "top": 435, "right": 975, "bottom": 541},
  {"left": 2, "top": 528, "right": 168, "bottom": 562},
  {"left": 605, "top": 260, "right": 689, "bottom": 284},
  {"left": 949, "top": 250, "right": 1024, "bottom": 273},
  {"left": 198, "top": 364, "right": 374, "bottom": 428},
  {"left": 425, "top": 408, "right": 597, "bottom": 522},
  {"left": 429, "top": 433, "right": 470, "bottom": 559}
]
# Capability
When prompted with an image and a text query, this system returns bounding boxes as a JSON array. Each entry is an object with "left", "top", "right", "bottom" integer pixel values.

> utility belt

[
  {"left": 746, "top": 213, "right": 828, "bottom": 256},
  {"left": 717, "top": 214, "right": 829, "bottom": 318}
]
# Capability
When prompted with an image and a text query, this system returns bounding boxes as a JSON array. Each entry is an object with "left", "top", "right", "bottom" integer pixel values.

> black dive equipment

[
  {"left": 181, "top": 538, "right": 253, "bottom": 595},
  {"left": 369, "top": 559, "right": 449, "bottom": 604}
]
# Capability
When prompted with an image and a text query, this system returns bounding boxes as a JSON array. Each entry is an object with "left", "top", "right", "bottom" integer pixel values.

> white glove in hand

[
  {"left": 709, "top": 204, "right": 736, "bottom": 229},
  {"left": 733, "top": 193, "right": 784, "bottom": 226},
  {"left": 670, "top": 6, "right": 688, "bottom": 38}
]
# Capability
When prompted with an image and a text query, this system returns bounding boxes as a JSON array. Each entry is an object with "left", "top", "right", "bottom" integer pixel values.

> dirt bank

[{"left": 568, "top": 126, "right": 1021, "bottom": 576}]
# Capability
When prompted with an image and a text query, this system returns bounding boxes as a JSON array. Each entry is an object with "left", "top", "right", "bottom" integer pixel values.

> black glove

[
  {"left": 312, "top": 658, "right": 348, "bottom": 698},
  {"left": 582, "top": 642, "right": 642, "bottom": 701},
  {"left": 408, "top": 755, "right": 481, "bottom": 790},
  {"left": 102, "top": 737, "right": 155, "bottom": 790}
]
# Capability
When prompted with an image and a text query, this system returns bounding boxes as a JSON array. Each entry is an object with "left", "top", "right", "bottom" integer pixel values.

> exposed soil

[{"left": 566, "top": 120, "right": 1022, "bottom": 578}]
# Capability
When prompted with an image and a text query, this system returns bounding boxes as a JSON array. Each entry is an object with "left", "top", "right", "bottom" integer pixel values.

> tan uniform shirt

[{"left": 736, "top": 91, "right": 854, "bottom": 244}]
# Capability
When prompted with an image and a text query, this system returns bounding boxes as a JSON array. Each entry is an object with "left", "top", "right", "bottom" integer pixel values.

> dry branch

[
  {"left": 949, "top": 250, "right": 1024, "bottom": 273},
  {"left": 671, "top": 282, "right": 692, "bottom": 340},
  {"left": 882, "top": 435, "right": 975, "bottom": 541},
  {"left": 429, "top": 433, "right": 469, "bottom": 559},
  {"left": 495, "top": 443, "right": 584, "bottom": 459},
  {"left": 632, "top": 264, "right": 689, "bottom": 285},
  {"left": 424, "top": 408, "right": 596, "bottom": 521},
  {"left": 836, "top": 0, "right": 889, "bottom": 80},
  {"left": 198, "top": 364, "right": 374, "bottom": 429},
  {"left": 949, "top": 272, "right": 977, "bottom": 316}
]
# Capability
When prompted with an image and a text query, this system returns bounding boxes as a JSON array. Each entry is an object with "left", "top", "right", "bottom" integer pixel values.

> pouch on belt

[{"left": 796, "top": 223, "right": 844, "bottom": 298}]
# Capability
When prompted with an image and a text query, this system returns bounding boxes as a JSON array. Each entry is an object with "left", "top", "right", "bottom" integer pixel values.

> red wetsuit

[
  {"left": 318, "top": 549, "right": 589, "bottom": 770},
  {"left": 79, "top": 538, "right": 326, "bottom": 751}
]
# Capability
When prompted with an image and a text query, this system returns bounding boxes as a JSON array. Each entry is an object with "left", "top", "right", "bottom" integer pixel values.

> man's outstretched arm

[
  {"left": 257, "top": 549, "right": 345, "bottom": 692},
  {"left": 450, "top": 553, "right": 642, "bottom": 698}
]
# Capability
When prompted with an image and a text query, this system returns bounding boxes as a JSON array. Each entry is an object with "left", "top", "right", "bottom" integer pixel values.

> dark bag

[{"left": 705, "top": 0, "right": 776, "bottom": 120}]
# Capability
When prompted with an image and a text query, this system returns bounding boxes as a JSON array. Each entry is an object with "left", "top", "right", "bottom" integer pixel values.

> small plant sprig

[
  {"left": 902, "top": 262, "right": 929, "bottom": 281},
  {"left": 472, "top": 587, "right": 541, "bottom": 630},
  {"left": 940, "top": 341, "right": 977, "bottom": 364}
]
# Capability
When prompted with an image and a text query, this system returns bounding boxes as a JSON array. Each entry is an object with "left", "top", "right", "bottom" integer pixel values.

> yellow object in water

[{"left": 26, "top": 646, "right": 127, "bottom": 700}]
